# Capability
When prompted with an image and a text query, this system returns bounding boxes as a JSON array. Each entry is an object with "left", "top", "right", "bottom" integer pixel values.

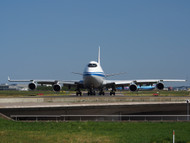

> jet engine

[
  {"left": 53, "top": 84, "right": 62, "bottom": 92},
  {"left": 28, "top": 83, "right": 37, "bottom": 90},
  {"left": 129, "top": 84, "right": 138, "bottom": 92},
  {"left": 156, "top": 82, "right": 164, "bottom": 90}
]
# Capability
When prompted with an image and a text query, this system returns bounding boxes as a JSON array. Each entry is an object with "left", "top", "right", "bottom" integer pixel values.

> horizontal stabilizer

[
  {"left": 72, "top": 72, "right": 83, "bottom": 76},
  {"left": 105, "top": 72, "right": 126, "bottom": 77}
]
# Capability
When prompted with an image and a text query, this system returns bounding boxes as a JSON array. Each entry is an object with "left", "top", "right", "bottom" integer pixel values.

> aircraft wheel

[
  {"left": 93, "top": 91, "right": 96, "bottom": 96},
  {"left": 99, "top": 91, "right": 103, "bottom": 96},
  {"left": 76, "top": 91, "right": 82, "bottom": 96}
]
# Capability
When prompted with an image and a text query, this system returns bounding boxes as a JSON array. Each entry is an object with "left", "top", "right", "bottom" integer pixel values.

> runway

[{"left": 0, "top": 94, "right": 189, "bottom": 105}]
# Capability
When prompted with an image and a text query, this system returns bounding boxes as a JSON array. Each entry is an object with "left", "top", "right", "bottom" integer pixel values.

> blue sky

[{"left": 0, "top": 0, "right": 190, "bottom": 86}]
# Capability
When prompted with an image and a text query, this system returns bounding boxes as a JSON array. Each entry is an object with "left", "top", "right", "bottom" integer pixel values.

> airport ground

[
  {"left": 0, "top": 90, "right": 190, "bottom": 143},
  {"left": 0, "top": 90, "right": 189, "bottom": 97},
  {"left": 0, "top": 90, "right": 190, "bottom": 120}
]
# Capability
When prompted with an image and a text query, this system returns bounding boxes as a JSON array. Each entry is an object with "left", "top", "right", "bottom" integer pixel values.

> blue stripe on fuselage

[{"left": 83, "top": 72, "right": 105, "bottom": 77}]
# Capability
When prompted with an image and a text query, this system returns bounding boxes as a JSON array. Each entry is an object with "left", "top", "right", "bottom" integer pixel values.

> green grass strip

[{"left": 0, "top": 118, "right": 190, "bottom": 143}]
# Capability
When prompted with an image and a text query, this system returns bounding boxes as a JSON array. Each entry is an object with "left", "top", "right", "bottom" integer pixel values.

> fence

[{"left": 10, "top": 115, "right": 190, "bottom": 122}]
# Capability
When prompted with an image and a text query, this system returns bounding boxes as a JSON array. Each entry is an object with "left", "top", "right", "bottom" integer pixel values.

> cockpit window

[{"left": 88, "top": 63, "right": 97, "bottom": 67}]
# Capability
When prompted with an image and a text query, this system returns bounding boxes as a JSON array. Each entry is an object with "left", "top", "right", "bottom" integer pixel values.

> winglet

[
  {"left": 98, "top": 46, "right": 101, "bottom": 65},
  {"left": 8, "top": 76, "right": 10, "bottom": 81}
]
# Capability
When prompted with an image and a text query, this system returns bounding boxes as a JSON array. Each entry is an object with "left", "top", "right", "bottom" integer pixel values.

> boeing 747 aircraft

[{"left": 8, "top": 48, "right": 186, "bottom": 96}]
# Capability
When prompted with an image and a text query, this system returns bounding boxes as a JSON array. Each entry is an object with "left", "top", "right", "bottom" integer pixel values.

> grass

[{"left": 0, "top": 118, "right": 190, "bottom": 143}]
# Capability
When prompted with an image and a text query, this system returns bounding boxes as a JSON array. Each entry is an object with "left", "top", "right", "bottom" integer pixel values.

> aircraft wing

[
  {"left": 105, "top": 79, "right": 186, "bottom": 85},
  {"left": 132, "top": 79, "right": 186, "bottom": 84},
  {"left": 8, "top": 76, "right": 81, "bottom": 84},
  {"left": 8, "top": 76, "right": 83, "bottom": 91},
  {"left": 104, "top": 79, "right": 186, "bottom": 90}
]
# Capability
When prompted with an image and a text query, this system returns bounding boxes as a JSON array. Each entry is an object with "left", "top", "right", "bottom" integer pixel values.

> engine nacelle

[
  {"left": 53, "top": 84, "right": 62, "bottom": 92},
  {"left": 156, "top": 82, "right": 164, "bottom": 90},
  {"left": 129, "top": 84, "right": 138, "bottom": 92},
  {"left": 28, "top": 83, "right": 37, "bottom": 90}
]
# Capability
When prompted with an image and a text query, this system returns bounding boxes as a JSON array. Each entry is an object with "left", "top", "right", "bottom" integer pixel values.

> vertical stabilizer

[{"left": 98, "top": 46, "right": 101, "bottom": 65}]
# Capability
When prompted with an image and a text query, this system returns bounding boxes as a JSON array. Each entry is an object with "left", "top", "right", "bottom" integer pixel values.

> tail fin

[
  {"left": 8, "top": 76, "right": 10, "bottom": 81},
  {"left": 98, "top": 46, "right": 101, "bottom": 65}
]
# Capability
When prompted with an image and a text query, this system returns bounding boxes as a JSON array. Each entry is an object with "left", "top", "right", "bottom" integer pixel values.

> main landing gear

[
  {"left": 88, "top": 90, "right": 96, "bottom": 96},
  {"left": 76, "top": 89, "right": 82, "bottom": 96},
  {"left": 99, "top": 89, "right": 105, "bottom": 95},
  {"left": 110, "top": 90, "right": 116, "bottom": 96},
  {"left": 87, "top": 88, "right": 105, "bottom": 96}
]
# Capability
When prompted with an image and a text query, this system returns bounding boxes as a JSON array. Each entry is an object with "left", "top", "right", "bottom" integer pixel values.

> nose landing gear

[
  {"left": 110, "top": 85, "right": 116, "bottom": 96},
  {"left": 76, "top": 88, "right": 82, "bottom": 96},
  {"left": 88, "top": 90, "right": 96, "bottom": 96},
  {"left": 76, "top": 91, "right": 82, "bottom": 96},
  {"left": 99, "top": 89, "right": 105, "bottom": 95}
]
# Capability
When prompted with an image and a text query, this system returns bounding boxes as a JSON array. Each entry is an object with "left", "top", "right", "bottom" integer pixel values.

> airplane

[{"left": 8, "top": 47, "right": 186, "bottom": 96}]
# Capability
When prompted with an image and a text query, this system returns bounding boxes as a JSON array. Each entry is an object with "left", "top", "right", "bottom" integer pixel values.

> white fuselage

[{"left": 83, "top": 61, "right": 105, "bottom": 89}]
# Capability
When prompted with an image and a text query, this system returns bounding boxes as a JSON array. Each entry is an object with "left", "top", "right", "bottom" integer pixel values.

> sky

[{"left": 0, "top": 0, "right": 190, "bottom": 86}]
